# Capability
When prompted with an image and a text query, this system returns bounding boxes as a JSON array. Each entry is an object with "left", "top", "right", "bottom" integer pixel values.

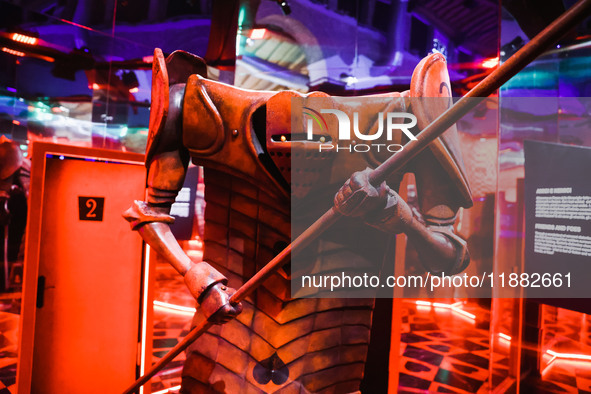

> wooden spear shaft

[{"left": 123, "top": 1, "right": 591, "bottom": 392}]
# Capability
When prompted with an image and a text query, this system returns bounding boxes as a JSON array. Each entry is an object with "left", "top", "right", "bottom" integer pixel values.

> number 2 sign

[{"left": 78, "top": 197, "right": 105, "bottom": 221}]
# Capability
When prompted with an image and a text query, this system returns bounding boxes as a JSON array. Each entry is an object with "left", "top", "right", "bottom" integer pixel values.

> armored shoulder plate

[
  {"left": 0, "top": 137, "right": 23, "bottom": 180},
  {"left": 146, "top": 48, "right": 169, "bottom": 166},
  {"left": 410, "top": 53, "right": 473, "bottom": 209},
  {"left": 146, "top": 48, "right": 208, "bottom": 166}
]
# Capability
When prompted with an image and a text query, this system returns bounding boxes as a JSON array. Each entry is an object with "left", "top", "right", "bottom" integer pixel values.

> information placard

[{"left": 524, "top": 140, "right": 591, "bottom": 298}]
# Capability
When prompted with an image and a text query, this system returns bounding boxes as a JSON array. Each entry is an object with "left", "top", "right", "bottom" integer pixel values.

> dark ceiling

[{"left": 410, "top": 0, "right": 499, "bottom": 58}]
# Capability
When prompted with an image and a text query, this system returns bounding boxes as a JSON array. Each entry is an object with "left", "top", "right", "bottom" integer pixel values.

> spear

[{"left": 123, "top": 1, "right": 591, "bottom": 392}]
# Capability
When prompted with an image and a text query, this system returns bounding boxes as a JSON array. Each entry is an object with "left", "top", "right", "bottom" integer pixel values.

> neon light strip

[
  {"left": 152, "top": 306, "right": 194, "bottom": 316},
  {"left": 2, "top": 47, "right": 24, "bottom": 57},
  {"left": 151, "top": 385, "right": 182, "bottom": 394},
  {"left": 542, "top": 349, "right": 591, "bottom": 376},
  {"left": 154, "top": 300, "right": 197, "bottom": 313},
  {"left": 547, "top": 349, "right": 591, "bottom": 361},
  {"left": 499, "top": 333, "right": 512, "bottom": 341},
  {"left": 481, "top": 57, "right": 499, "bottom": 69},
  {"left": 451, "top": 305, "right": 476, "bottom": 320},
  {"left": 250, "top": 28, "right": 266, "bottom": 40},
  {"left": 11, "top": 33, "right": 37, "bottom": 45},
  {"left": 412, "top": 300, "right": 476, "bottom": 320},
  {"left": 139, "top": 245, "right": 151, "bottom": 394}
]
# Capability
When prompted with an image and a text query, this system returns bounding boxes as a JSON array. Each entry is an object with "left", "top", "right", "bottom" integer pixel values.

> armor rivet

[
  {"left": 280, "top": 135, "right": 287, "bottom": 142},
  {"left": 232, "top": 129, "right": 238, "bottom": 136},
  {"left": 221, "top": 286, "right": 227, "bottom": 291},
  {"left": 319, "top": 136, "right": 326, "bottom": 143}
]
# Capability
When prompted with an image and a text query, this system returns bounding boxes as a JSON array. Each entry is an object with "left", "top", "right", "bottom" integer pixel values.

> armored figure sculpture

[
  {"left": 0, "top": 137, "right": 29, "bottom": 289},
  {"left": 124, "top": 48, "right": 471, "bottom": 393},
  {"left": 0, "top": 137, "right": 29, "bottom": 216}
]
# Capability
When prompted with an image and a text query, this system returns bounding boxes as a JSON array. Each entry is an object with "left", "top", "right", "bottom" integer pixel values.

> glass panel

[
  {"left": 494, "top": 3, "right": 591, "bottom": 390},
  {"left": 235, "top": 0, "right": 499, "bottom": 93},
  {"left": 0, "top": 1, "right": 156, "bottom": 153}
]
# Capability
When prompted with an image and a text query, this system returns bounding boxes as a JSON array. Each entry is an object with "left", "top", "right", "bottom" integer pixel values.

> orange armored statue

[
  {"left": 0, "top": 137, "right": 29, "bottom": 290},
  {"left": 124, "top": 48, "right": 471, "bottom": 393}
]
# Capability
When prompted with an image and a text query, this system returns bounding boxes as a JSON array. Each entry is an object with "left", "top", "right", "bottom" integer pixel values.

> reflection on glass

[
  {"left": 493, "top": 8, "right": 591, "bottom": 388},
  {"left": 235, "top": 0, "right": 498, "bottom": 93}
]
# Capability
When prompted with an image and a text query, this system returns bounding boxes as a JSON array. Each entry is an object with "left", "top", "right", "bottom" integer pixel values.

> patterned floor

[
  {"left": 150, "top": 258, "right": 194, "bottom": 393},
  {"left": 397, "top": 300, "right": 498, "bottom": 393},
  {"left": 0, "top": 293, "right": 21, "bottom": 394},
  {"left": 149, "top": 274, "right": 498, "bottom": 394},
  {"left": 146, "top": 269, "right": 591, "bottom": 394},
  {"left": 0, "top": 241, "right": 589, "bottom": 392},
  {"left": 529, "top": 305, "right": 591, "bottom": 393}
]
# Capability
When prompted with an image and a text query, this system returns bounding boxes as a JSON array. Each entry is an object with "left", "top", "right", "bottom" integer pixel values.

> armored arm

[
  {"left": 334, "top": 167, "right": 469, "bottom": 275},
  {"left": 398, "top": 210, "right": 469, "bottom": 275},
  {"left": 124, "top": 49, "right": 241, "bottom": 323},
  {"left": 124, "top": 135, "right": 241, "bottom": 324},
  {"left": 367, "top": 186, "right": 468, "bottom": 275},
  {"left": 334, "top": 52, "right": 470, "bottom": 275}
]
